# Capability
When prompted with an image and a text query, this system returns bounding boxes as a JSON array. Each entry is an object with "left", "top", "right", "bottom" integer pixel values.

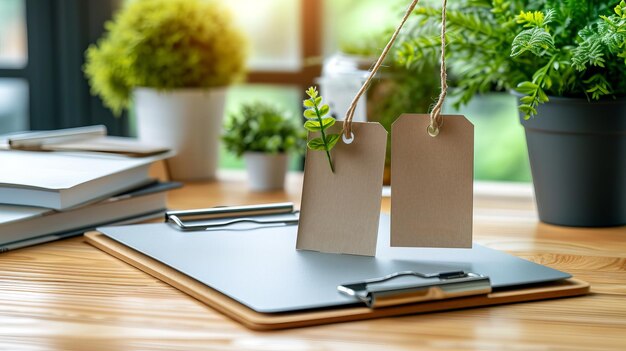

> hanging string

[
  {"left": 342, "top": 0, "right": 421, "bottom": 140},
  {"left": 427, "top": 0, "right": 448, "bottom": 137}
]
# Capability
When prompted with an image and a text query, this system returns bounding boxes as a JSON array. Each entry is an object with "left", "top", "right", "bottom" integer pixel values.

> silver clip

[
  {"left": 165, "top": 202, "right": 299, "bottom": 231},
  {"left": 338, "top": 271, "right": 491, "bottom": 308}
]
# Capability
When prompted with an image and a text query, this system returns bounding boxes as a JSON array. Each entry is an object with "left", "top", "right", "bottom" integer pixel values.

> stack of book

[{"left": 0, "top": 149, "right": 180, "bottom": 252}]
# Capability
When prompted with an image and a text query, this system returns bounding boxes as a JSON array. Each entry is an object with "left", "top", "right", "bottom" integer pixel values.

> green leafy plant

[
  {"left": 396, "top": 0, "right": 626, "bottom": 119},
  {"left": 222, "top": 102, "right": 305, "bottom": 157},
  {"left": 84, "top": 0, "right": 247, "bottom": 115},
  {"left": 303, "top": 86, "right": 339, "bottom": 173}
]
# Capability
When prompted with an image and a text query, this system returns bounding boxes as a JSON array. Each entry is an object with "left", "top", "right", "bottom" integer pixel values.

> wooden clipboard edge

[{"left": 84, "top": 231, "right": 590, "bottom": 331}]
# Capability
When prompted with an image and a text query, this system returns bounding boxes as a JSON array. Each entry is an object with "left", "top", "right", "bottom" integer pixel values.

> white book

[
  {"left": 0, "top": 150, "right": 171, "bottom": 209},
  {"left": 0, "top": 181, "right": 180, "bottom": 248}
]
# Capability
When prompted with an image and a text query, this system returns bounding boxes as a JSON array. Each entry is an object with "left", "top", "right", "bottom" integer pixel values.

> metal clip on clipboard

[
  {"left": 166, "top": 202, "right": 299, "bottom": 231},
  {"left": 338, "top": 271, "right": 492, "bottom": 308}
]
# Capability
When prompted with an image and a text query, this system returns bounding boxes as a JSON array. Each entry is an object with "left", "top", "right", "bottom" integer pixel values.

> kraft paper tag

[
  {"left": 297, "top": 122, "right": 387, "bottom": 256},
  {"left": 391, "top": 114, "right": 473, "bottom": 248}
]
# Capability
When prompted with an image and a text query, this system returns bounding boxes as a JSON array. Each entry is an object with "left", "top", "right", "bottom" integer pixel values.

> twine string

[
  {"left": 341, "top": 0, "right": 421, "bottom": 140},
  {"left": 341, "top": 0, "right": 449, "bottom": 139},
  {"left": 428, "top": 0, "right": 448, "bottom": 137}
]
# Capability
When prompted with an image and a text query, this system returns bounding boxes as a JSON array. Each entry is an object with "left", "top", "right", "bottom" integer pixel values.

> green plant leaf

[
  {"left": 515, "top": 81, "right": 538, "bottom": 94},
  {"left": 519, "top": 95, "right": 535, "bottom": 104},
  {"left": 544, "top": 75, "right": 552, "bottom": 89},
  {"left": 326, "top": 134, "right": 340, "bottom": 149},
  {"left": 306, "top": 86, "right": 318, "bottom": 98},
  {"left": 519, "top": 104, "right": 537, "bottom": 119},
  {"left": 616, "top": 1, "right": 626, "bottom": 17},
  {"left": 320, "top": 117, "right": 335, "bottom": 129},
  {"left": 303, "top": 99, "right": 315, "bottom": 108},
  {"left": 537, "top": 88, "right": 549, "bottom": 103},
  {"left": 319, "top": 104, "right": 330, "bottom": 117},
  {"left": 511, "top": 27, "right": 555, "bottom": 57},
  {"left": 307, "top": 137, "right": 327, "bottom": 150},
  {"left": 303, "top": 109, "right": 317, "bottom": 119},
  {"left": 303, "top": 118, "right": 335, "bottom": 132},
  {"left": 303, "top": 120, "right": 320, "bottom": 132},
  {"left": 572, "top": 40, "right": 607, "bottom": 71},
  {"left": 516, "top": 10, "right": 545, "bottom": 28}
]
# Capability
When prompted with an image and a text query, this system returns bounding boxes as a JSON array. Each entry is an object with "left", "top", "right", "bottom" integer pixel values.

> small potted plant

[
  {"left": 399, "top": 0, "right": 626, "bottom": 227},
  {"left": 84, "top": 0, "right": 247, "bottom": 180},
  {"left": 223, "top": 102, "right": 305, "bottom": 191}
]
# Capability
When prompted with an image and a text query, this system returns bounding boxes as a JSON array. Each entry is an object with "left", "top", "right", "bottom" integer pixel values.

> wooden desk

[{"left": 1, "top": 172, "right": 625, "bottom": 351}]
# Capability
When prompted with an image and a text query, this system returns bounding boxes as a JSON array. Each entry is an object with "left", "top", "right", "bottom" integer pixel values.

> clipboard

[{"left": 85, "top": 203, "right": 589, "bottom": 330}]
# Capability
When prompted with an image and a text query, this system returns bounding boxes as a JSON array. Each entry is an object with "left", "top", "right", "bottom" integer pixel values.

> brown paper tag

[
  {"left": 297, "top": 122, "right": 387, "bottom": 256},
  {"left": 391, "top": 114, "right": 473, "bottom": 248}
]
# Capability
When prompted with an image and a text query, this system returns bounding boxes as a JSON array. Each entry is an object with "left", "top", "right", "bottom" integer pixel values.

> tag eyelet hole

[
  {"left": 427, "top": 125, "right": 439, "bottom": 137},
  {"left": 342, "top": 132, "right": 355, "bottom": 144}
]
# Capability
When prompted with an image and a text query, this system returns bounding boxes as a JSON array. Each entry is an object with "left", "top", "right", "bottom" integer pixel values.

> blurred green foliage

[
  {"left": 447, "top": 93, "right": 531, "bottom": 182},
  {"left": 84, "top": 0, "right": 247, "bottom": 115},
  {"left": 222, "top": 101, "right": 306, "bottom": 157},
  {"left": 396, "top": 0, "right": 626, "bottom": 119},
  {"left": 218, "top": 85, "right": 303, "bottom": 171}
]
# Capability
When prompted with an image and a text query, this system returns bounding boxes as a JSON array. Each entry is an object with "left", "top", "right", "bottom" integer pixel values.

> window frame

[
  {"left": 246, "top": 0, "right": 323, "bottom": 92},
  {"left": 0, "top": 0, "right": 126, "bottom": 135}
]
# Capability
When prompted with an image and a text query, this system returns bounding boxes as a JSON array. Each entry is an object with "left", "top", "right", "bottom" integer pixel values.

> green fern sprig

[
  {"left": 512, "top": 1, "right": 626, "bottom": 118},
  {"left": 583, "top": 74, "right": 613, "bottom": 99},
  {"left": 573, "top": 3, "right": 626, "bottom": 70},
  {"left": 302, "top": 87, "right": 339, "bottom": 173},
  {"left": 515, "top": 56, "right": 557, "bottom": 119},
  {"left": 397, "top": 3, "right": 517, "bottom": 108},
  {"left": 511, "top": 27, "right": 556, "bottom": 57}
]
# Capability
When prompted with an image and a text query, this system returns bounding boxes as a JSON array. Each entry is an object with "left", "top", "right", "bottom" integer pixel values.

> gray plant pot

[{"left": 517, "top": 95, "right": 626, "bottom": 227}]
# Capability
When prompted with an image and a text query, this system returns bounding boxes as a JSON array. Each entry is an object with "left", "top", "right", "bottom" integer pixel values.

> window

[
  {"left": 217, "top": 0, "right": 322, "bottom": 171},
  {"left": 0, "top": 0, "right": 124, "bottom": 136},
  {"left": 226, "top": 0, "right": 302, "bottom": 72},
  {"left": 0, "top": 0, "right": 28, "bottom": 134}
]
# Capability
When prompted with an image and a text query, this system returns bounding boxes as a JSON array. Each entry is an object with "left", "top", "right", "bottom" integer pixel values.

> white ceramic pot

[
  {"left": 244, "top": 152, "right": 288, "bottom": 191},
  {"left": 134, "top": 87, "right": 227, "bottom": 180}
]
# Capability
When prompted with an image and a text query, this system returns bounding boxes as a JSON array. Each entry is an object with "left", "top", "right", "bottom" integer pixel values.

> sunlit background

[{"left": 0, "top": 0, "right": 530, "bottom": 182}]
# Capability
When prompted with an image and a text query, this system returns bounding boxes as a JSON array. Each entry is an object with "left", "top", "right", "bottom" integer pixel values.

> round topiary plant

[{"left": 84, "top": 0, "right": 247, "bottom": 115}]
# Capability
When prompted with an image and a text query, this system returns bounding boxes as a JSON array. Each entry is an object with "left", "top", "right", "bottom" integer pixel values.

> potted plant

[
  {"left": 398, "top": 0, "right": 626, "bottom": 227},
  {"left": 223, "top": 102, "right": 305, "bottom": 191},
  {"left": 84, "top": 0, "right": 247, "bottom": 180}
]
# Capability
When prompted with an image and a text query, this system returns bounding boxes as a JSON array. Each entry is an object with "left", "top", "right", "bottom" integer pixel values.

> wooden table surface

[{"left": 1, "top": 172, "right": 625, "bottom": 351}]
